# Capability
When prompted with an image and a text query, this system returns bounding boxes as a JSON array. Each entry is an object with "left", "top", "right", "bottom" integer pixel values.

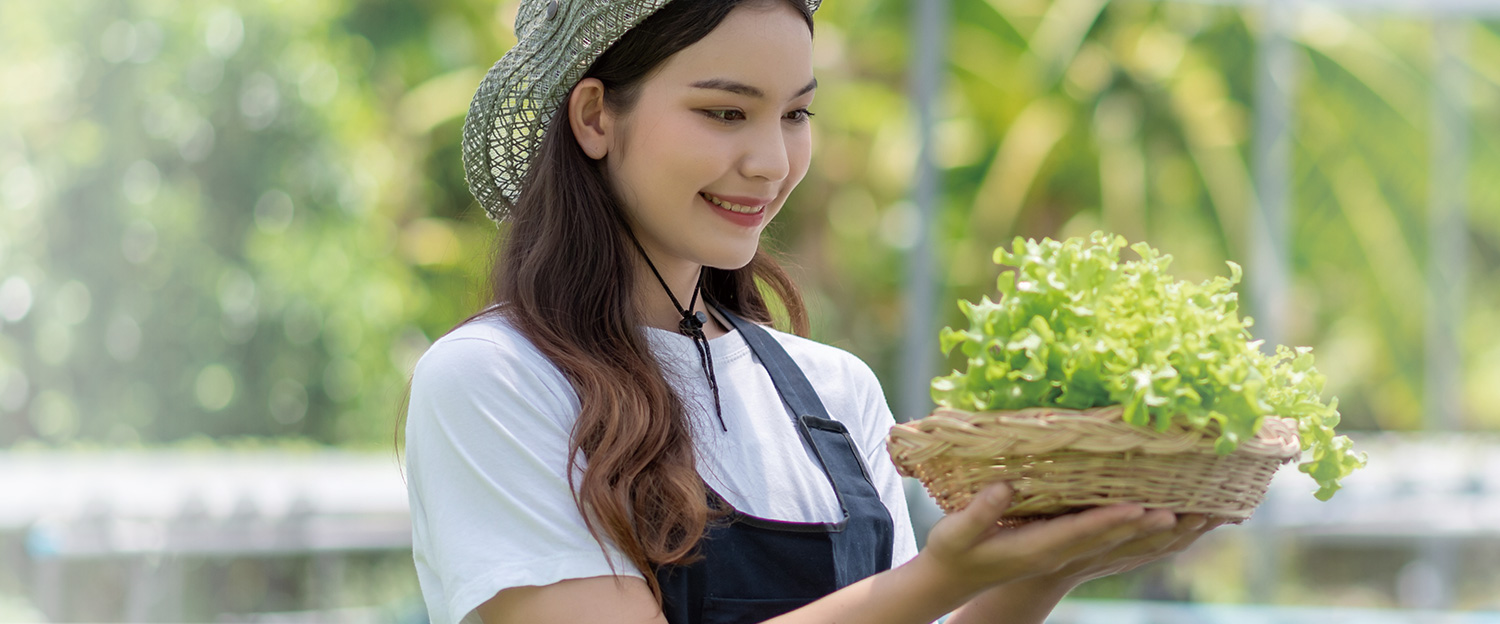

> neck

[
  {"left": 634, "top": 256, "right": 702, "bottom": 329},
  {"left": 632, "top": 249, "right": 726, "bottom": 338}
]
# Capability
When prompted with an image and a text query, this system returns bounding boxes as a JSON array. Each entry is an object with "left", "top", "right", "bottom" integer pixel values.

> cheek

[
  {"left": 788, "top": 130, "right": 813, "bottom": 180},
  {"left": 777, "top": 130, "right": 812, "bottom": 199},
  {"left": 628, "top": 115, "right": 724, "bottom": 187},
  {"left": 670, "top": 119, "right": 738, "bottom": 173}
]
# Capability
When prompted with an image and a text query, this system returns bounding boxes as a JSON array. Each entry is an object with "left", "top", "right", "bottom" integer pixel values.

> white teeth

[{"left": 702, "top": 193, "right": 761, "bottom": 214}]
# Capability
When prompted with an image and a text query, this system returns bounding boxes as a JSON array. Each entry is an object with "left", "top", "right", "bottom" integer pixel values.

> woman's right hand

[{"left": 911, "top": 481, "right": 1177, "bottom": 596}]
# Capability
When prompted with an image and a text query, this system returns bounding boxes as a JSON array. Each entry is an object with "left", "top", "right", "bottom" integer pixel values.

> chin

[{"left": 703, "top": 245, "right": 759, "bottom": 272}]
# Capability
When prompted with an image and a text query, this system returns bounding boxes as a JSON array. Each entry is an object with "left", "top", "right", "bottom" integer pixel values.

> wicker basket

[{"left": 887, "top": 405, "right": 1302, "bottom": 523}]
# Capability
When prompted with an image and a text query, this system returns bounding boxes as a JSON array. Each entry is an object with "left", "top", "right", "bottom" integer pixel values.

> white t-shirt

[{"left": 404, "top": 310, "right": 920, "bottom": 624}]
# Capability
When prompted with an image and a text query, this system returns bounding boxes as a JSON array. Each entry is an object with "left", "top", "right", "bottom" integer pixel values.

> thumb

[{"left": 945, "top": 482, "right": 1014, "bottom": 544}]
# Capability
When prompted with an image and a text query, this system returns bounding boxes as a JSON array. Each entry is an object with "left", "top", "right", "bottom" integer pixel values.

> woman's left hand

[
  {"left": 1043, "top": 510, "right": 1227, "bottom": 585},
  {"left": 943, "top": 511, "right": 1229, "bottom": 624}
]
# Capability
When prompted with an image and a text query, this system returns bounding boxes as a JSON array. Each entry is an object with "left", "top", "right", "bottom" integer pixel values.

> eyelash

[{"left": 701, "top": 109, "right": 816, "bottom": 124}]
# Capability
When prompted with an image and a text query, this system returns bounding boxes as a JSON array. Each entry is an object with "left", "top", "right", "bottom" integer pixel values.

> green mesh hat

[{"left": 461, "top": 0, "right": 823, "bottom": 223}]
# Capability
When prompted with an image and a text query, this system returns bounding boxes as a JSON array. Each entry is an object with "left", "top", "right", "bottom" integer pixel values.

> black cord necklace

[{"left": 626, "top": 234, "right": 728, "bottom": 433}]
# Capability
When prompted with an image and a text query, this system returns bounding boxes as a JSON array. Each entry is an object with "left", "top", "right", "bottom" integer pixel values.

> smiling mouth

[{"left": 700, "top": 192, "right": 764, "bottom": 214}]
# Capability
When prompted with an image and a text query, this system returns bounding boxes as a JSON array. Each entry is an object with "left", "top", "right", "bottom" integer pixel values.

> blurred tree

[
  {"left": 0, "top": 0, "right": 506, "bottom": 446},
  {"left": 1, "top": 0, "right": 1498, "bottom": 449}
]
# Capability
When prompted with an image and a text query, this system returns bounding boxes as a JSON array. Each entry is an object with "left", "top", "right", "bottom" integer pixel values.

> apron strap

[
  {"left": 714, "top": 307, "right": 833, "bottom": 421},
  {"left": 713, "top": 305, "right": 895, "bottom": 588}
]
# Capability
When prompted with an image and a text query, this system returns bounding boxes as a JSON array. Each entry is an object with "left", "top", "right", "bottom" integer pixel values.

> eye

[
  {"left": 701, "top": 109, "right": 746, "bottom": 123},
  {"left": 785, "top": 108, "right": 816, "bottom": 124}
]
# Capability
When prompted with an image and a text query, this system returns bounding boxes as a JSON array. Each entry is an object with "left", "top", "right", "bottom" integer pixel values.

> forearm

[
  {"left": 942, "top": 575, "right": 1077, "bottom": 624},
  {"left": 762, "top": 555, "right": 983, "bottom": 624}
]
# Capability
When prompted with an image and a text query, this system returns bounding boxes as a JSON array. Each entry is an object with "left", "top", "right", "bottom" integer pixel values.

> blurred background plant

[{"left": 3, "top": 0, "right": 1499, "bottom": 621}]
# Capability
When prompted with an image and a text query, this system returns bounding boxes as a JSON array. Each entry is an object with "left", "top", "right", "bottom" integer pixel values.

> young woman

[{"left": 403, "top": 1, "right": 1224, "bottom": 623}]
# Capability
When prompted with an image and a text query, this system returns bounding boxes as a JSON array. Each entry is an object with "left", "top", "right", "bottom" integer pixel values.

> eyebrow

[{"left": 689, "top": 77, "right": 818, "bottom": 100}]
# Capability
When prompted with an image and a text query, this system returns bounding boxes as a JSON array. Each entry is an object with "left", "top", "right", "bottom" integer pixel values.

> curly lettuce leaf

[{"left": 933, "top": 232, "right": 1366, "bottom": 500}]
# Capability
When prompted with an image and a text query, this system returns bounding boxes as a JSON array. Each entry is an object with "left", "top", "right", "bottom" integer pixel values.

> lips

[
  {"left": 698, "top": 191, "right": 768, "bottom": 228},
  {"left": 699, "top": 192, "right": 769, "bottom": 214}
]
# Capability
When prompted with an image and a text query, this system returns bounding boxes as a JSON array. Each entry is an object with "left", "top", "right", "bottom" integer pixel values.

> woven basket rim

[
  {"left": 886, "top": 404, "right": 1302, "bottom": 519},
  {"left": 898, "top": 404, "right": 1302, "bottom": 460}
]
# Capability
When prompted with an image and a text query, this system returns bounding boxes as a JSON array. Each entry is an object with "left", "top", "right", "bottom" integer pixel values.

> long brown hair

[{"left": 472, "top": 0, "right": 813, "bottom": 603}]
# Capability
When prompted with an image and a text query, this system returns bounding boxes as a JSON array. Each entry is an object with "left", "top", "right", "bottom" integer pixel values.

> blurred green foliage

[{"left": 1, "top": 0, "right": 1498, "bottom": 448}]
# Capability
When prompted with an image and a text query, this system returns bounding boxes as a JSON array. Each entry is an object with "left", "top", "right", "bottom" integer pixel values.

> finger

[
  {"left": 1130, "top": 515, "right": 1219, "bottom": 557},
  {"left": 976, "top": 503, "right": 1147, "bottom": 562},
  {"left": 1022, "top": 510, "right": 1217, "bottom": 583},
  {"left": 1175, "top": 514, "right": 1208, "bottom": 534},
  {"left": 1051, "top": 512, "right": 1223, "bottom": 580},
  {"left": 1016, "top": 504, "right": 1146, "bottom": 546},
  {"left": 1160, "top": 515, "right": 1227, "bottom": 552},
  {"left": 1048, "top": 508, "right": 1177, "bottom": 562},
  {"left": 944, "top": 483, "right": 1015, "bottom": 545},
  {"left": 1128, "top": 513, "right": 1212, "bottom": 547},
  {"left": 1077, "top": 509, "right": 1174, "bottom": 551},
  {"left": 1141, "top": 509, "right": 1178, "bottom": 532},
  {"left": 1171, "top": 515, "right": 1228, "bottom": 549}
]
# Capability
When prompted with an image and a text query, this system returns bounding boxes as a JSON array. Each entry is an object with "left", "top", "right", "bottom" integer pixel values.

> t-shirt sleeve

[
  {"left": 405, "top": 333, "right": 642, "bottom": 624},
  {"left": 845, "top": 354, "right": 921, "bottom": 570}
]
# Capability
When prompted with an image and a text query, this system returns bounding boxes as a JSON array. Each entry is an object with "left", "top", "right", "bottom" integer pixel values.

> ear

[{"left": 568, "top": 78, "right": 612, "bottom": 160}]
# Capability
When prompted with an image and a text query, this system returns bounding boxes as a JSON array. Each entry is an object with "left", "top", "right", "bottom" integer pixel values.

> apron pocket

[{"left": 702, "top": 596, "right": 815, "bottom": 623}]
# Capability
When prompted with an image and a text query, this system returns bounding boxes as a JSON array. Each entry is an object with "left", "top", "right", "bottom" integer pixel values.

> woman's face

[{"left": 599, "top": 2, "right": 815, "bottom": 271}]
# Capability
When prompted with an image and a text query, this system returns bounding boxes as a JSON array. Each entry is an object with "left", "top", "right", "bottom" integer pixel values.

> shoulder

[
  {"left": 761, "top": 324, "right": 885, "bottom": 395},
  {"left": 754, "top": 324, "right": 892, "bottom": 437},
  {"left": 757, "top": 324, "right": 904, "bottom": 479},
  {"left": 410, "top": 310, "right": 579, "bottom": 419},
  {"left": 414, "top": 311, "right": 545, "bottom": 383}
]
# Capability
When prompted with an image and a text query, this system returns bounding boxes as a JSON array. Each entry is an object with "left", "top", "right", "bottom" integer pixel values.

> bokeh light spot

[
  {"left": 254, "top": 189, "right": 295, "bottom": 233},
  {"left": 53, "top": 280, "right": 93, "bottom": 326},
  {"left": 879, "top": 201, "right": 920, "bottom": 250},
  {"left": 178, "top": 118, "right": 216, "bottom": 162},
  {"left": 399, "top": 218, "right": 460, "bottom": 266},
  {"left": 0, "top": 368, "right": 30, "bottom": 412},
  {"left": 204, "top": 8, "right": 245, "bottom": 59},
  {"left": 30, "top": 390, "right": 79, "bottom": 441},
  {"left": 0, "top": 277, "right": 34, "bottom": 322},
  {"left": 282, "top": 299, "right": 322, "bottom": 345},
  {"left": 35, "top": 322, "right": 73, "bottom": 366},
  {"left": 239, "top": 73, "right": 281, "bottom": 131},
  {"left": 195, "top": 364, "right": 236, "bottom": 412},
  {"left": 298, "top": 62, "right": 340, "bottom": 105},
  {"left": 121, "top": 219, "right": 159, "bottom": 264},
  {"left": 269, "top": 378, "right": 308, "bottom": 425},
  {"left": 217, "top": 268, "right": 259, "bottom": 324},
  {"left": 129, "top": 21, "right": 164, "bottom": 64},
  {"left": 100, "top": 20, "right": 138, "bottom": 64},
  {"left": 106, "top": 313, "right": 143, "bottom": 362},
  {"left": 1, "top": 166, "right": 40, "bottom": 210},
  {"left": 121, "top": 160, "right": 162, "bottom": 205},
  {"left": 322, "top": 358, "right": 360, "bottom": 403}
]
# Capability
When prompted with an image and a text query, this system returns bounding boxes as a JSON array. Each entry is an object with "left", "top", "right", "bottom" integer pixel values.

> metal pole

[
  {"left": 900, "top": 0, "right": 947, "bottom": 424},
  {"left": 1247, "top": 0, "right": 1296, "bottom": 604},
  {"left": 1249, "top": 0, "right": 1296, "bottom": 352},
  {"left": 1425, "top": 19, "right": 1468, "bottom": 433},
  {"left": 1412, "top": 19, "right": 1471, "bottom": 609}
]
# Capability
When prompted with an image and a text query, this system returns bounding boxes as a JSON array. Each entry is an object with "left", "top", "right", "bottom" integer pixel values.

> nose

[{"left": 739, "top": 120, "right": 790, "bottom": 183}]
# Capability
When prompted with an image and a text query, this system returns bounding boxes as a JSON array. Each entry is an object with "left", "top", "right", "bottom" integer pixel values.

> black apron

[{"left": 654, "top": 306, "right": 896, "bottom": 624}]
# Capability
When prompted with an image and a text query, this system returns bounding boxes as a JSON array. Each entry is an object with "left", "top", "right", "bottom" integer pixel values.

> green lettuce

[{"left": 932, "top": 232, "right": 1366, "bottom": 500}]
